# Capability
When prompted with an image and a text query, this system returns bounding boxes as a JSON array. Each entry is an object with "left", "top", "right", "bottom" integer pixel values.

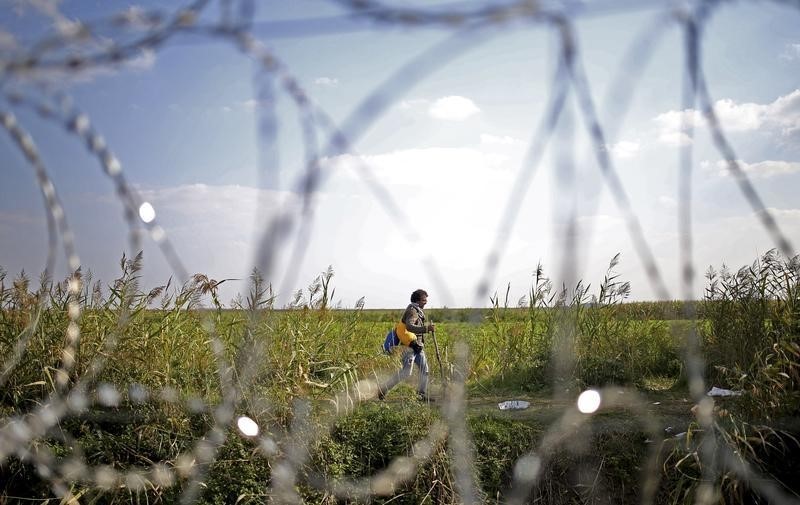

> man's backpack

[
  {"left": 383, "top": 322, "right": 418, "bottom": 354},
  {"left": 382, "top": 328, "right": 400, "bottom": 354}
]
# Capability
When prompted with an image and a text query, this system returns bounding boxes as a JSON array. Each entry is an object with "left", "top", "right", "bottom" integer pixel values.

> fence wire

[{"left": 1, "top": 1, "right": 799, "bottom": 504}]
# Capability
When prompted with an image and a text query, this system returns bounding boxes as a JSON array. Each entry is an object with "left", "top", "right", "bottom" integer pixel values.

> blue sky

[{"left": 1, "top": 0, "right": 799, "bottom": 308}]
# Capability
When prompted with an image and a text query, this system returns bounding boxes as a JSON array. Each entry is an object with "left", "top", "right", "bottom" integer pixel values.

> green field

[{"left": 1, "top": 251, "right": 799, "bottom": 504}]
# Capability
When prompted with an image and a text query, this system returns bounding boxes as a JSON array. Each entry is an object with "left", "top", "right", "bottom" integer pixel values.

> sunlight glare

[
  {"left": 577, "top": 389, "right": 601, "bottom": 414},
  {"left": 138, "top": 202, "right": 156, "bottom": 223},
  {"left": 237, "top": 416, "right": 260, "bottom": 437}
]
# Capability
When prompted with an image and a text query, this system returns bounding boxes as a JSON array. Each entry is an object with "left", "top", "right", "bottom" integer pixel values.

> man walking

[{"left": 379, "top": 289, "right": 436, "bottom": 402}]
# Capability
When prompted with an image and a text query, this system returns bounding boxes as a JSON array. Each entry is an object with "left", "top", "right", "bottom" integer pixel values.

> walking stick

[{"left": 429, "top": 320, "right": 446, "bottom": 398}]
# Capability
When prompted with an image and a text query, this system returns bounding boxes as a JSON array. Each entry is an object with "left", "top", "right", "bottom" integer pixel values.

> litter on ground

[
  {"left": 707, "top": 386, "right": 743, "bottom": 397},
  {"left": 498, "top": 400, "right": 530, "bottom": 410}
]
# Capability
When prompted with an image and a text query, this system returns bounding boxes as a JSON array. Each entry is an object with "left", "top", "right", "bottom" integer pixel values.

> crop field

[{"left": 1, "top": 251, "right": 798, "bottom": 504}]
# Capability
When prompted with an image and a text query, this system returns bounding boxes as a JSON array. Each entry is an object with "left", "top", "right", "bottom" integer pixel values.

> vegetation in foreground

[{"left": 0, "top": 251, "right": 798, "bottom": 503}]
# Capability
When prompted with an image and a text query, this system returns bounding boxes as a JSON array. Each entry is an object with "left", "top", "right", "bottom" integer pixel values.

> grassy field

[{"left": 1, "top": 251, "right": 799, "bottom": 504}]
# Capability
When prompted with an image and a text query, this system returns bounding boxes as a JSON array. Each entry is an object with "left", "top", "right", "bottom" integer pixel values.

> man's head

[{"left": 411, "top": 289, "right": 428, "bottom": 308}]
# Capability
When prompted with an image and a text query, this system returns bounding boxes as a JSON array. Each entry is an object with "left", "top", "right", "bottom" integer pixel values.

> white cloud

[
  {"left": 653, "top": 109, "right": 702, "bottom": 131},
  {"left": 768, "top": 89, "right": 800, "bottom": 141},
  {"left": 314, "top": 77, "right": 339, "bottom": 87},
  {"left": 700, "top": 159, "right": 719, "bottom": 174},
  {"left": 428, "top": 96, "right": 480, "bottom": 121},
  {"left": 480, "top": 133, "right": 524, "bottom": 146},
  {"left": 138, "top": 184, "right": 291, "bottom": 221},
  {"left": 713, "top": 98, "right": 766, "bottom": 131},
  {"left": 657, "top": 131, "right": 693, "bottom": 147},
  {"left": 653, "top": 109, "right": 700, "bottom": 146},
  {"left": 20, "top": 47, "right": 157, "bottom": 83},
  {"left": 117, "top": 6, "right": 158, "bottom": 28},
  {"left": 740, "top": 160, "right": 800, "bottom": 178},
  {"left": 766, "top": 208, "right": 800, "bottom": 228},
  {"left": 133, "top": 184, "right": 301, "bottom": 258},
  {"left": 658, "top": 196, "right": 677, "bottom": 209},
  {"left": 323, "top": 147, "right": 511, "bottom": 187},
  {"left": 125, "top": 48, "right": 156, "bottom": 71},
  {"left": 780, "top": 43, "right": 800, "bottom": 61},
  {"left": 607, "top": 140, "right": 641, "bottom": 159},
  {"left": 697, "top": 207, "right": 800, "bottom": 264},
  {"left": 126, "top": 158, "right": 539, "bottom": 308},
  {"left": 398, "top": 98, "right": 428, "bottom": 110},
  {"left": 137, "top": 184, "right": 298, "bottom": 259},
  {"left": 653, "top": 89, "right": 800, "bottom": 147},
  {"left": 654, "top": 98, "right": 767, "bottom": 133},
  {"left": 319, "top": 146, "right": 532, "bottom": 273},
  {"left": 702, "top": 159, "right": 800, "bottom": 178},
  {"left": 238, "top": 98, "right": 275, "bottom": 111},
  {"left": 76, "top": 183, "right": 308, "bottom": 306}
]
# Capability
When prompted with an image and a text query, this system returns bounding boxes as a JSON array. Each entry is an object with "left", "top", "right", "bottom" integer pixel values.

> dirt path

[
  {"left": 465, "top": 390, "right": 694, "bottom": 425},
  {"left": 379, "top": 387, "right": 703, "bottom": 436}
]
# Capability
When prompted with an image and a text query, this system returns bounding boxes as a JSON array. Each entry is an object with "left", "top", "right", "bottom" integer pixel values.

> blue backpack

[{"left": 382, "top": 328, "right": 400, "bottom": 354}]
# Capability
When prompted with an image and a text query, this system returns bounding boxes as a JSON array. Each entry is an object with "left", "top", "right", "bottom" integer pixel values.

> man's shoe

[
  {"left": 377, "top": 389, "right": 386, "bottom": 400},
  {"left": 417, "top": 393, "right": 434, "bottom": 403}
]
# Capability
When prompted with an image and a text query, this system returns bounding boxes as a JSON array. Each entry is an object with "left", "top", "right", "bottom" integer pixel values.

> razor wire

[{"left": 1, "top": 1, "right": 799, "bottom": 504}]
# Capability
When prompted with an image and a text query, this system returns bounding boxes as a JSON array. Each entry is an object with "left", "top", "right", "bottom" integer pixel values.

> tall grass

[
  {"left": 0, "top": 257, "right": 379, "bottom": 420},
  {"left": 2, "top": 253, "right": 799, "bottom": 504},
  {"left": 658, "top": 250, "right": 800, "bottom": 504},
  {"left": 3, "top": 250, "right": 790, "bottom": 408},
  {"left": 701, "top": 249, "right": 800, "bottom": 418},
  {"left": 72, "top": 252, "right": 681, "bottom": 400},
  {"left": 469, "top": 254, "right": 681, "bottom": 391}
]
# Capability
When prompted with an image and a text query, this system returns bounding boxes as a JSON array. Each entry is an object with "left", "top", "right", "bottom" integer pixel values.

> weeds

[
  {"left": 2, "top": 252, "right": 799, "bottom": 504},
  {"left": 701, "top": 249, "right": 800, "bottom": 418},
  {"left": 658, "top": 250, "right": 800, "bottom": 504},
  {"left": 473, "top": 254, "right": 681, "bottom": 391}
]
